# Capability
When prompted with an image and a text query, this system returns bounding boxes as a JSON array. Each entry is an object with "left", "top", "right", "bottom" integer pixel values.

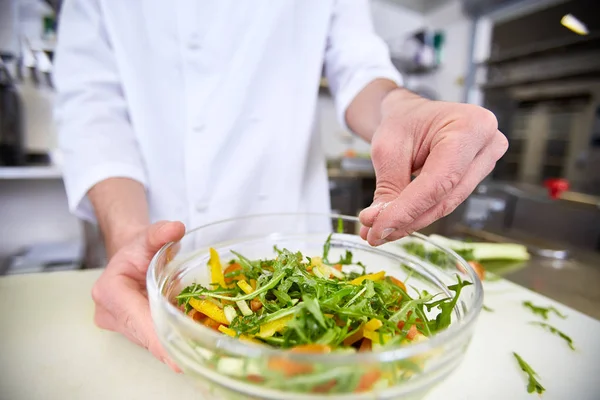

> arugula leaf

[
  {"left": 425, "top": 276, "right": 472, "bottom": 331},
  {"left": 529, "top": 321, "right": 575, "bottom": 350},
  {"left": 482, "top": 305, "right": 494, "bottom": 312},
  {"left": 303, "top": 296, "right": 327, "bottom": 329},
  {"left": 523, "top": 301, "right": 567, "bottom": 320},
  {"left": 336, "top": 250, "right": 353, "bottom": 265},
  {"left": 230, "top": 314, "right": 260, "bottom": 335},
  {"left": 323, "top": 234, "right": 332, "bottom": 263},
  {"left": 513, "top": 352, "right": 545, "bottom": 395},
  {"left": 336, "top": 217, "right": 344, "bottom": 234}
]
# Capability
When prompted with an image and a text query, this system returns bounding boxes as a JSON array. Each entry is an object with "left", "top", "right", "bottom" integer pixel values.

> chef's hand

[
  {"left": 359, "top": 88, "right": 508, "bottom": 245},
  {"left": 91, "top": 220, "right": 185, "bottom": 371}
]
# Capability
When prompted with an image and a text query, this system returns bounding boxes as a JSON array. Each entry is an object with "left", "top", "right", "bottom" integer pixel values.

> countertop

[{"left": 1, "top": 269, "right": 599, "bottom": 400}]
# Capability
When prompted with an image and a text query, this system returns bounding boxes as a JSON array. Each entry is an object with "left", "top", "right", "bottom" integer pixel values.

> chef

[{"left": 53, "top": 0, "right": 507, "bottom": 370}]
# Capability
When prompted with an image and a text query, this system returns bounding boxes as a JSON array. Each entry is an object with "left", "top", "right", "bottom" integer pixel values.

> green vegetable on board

[
  {"left": 523, "top": 301, "right": 567, "bottom": 320},
  {"left": 513, "top": 352, "right": 545, "bottom": 395}
]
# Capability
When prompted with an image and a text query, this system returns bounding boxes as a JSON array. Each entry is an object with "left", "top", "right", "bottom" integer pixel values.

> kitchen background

[{"left": 1, "top": 0, "right": 599, "bottom": 286}]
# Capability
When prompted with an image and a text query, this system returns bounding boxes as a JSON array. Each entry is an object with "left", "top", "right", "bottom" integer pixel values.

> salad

[{"left": 173, "top": 235, "right": 472, "bottom": 394}]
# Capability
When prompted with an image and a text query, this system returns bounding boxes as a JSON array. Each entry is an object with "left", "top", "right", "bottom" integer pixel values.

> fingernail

[{"left": 381, "top": 228, "right": 396, "bottom": 240}]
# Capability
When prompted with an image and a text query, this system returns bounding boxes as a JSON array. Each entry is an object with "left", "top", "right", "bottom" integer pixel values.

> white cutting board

[{"left": 0, "top": 270, "right": 598, "bottom": 400}]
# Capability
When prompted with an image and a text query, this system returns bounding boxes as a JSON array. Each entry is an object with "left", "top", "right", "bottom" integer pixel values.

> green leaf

[
  {"left": 529, "top": 321, "right": 575, "bottom": 350},
  {"left": 425, "top": 276, "right": 472, "bottom": 331},
  {"left": 334, "top": 250, "right": 353, "bottom": 266},
  {"left": 272, "top": 289, "right": 293, "bottom": 306},
  {"left": 482, "top": 304, "right": 494, "bottom": 312},
  {"left": 323, "top": 233, "right": 332, "bottom": 263},
  {"left": 523, "top": 301, "right": 566, "bottom": 320},
  {"left": 336, "top": 217, "right": 344, "bottom": 234},
  {"left": 230, "top": 314, "right": 260, "bottom": 335},
  {"left": 513, "top": 352, "right": 545, "bottom": 395},
  {"left": 303, "top": 296, "right": 327, "bottom": 329}
]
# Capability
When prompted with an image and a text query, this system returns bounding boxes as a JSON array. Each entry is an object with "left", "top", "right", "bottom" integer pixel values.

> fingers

[
  {"left": 365, "top": 133, "right": 477, "bottom": 245},
  {"left": 359, "top": 123, "right": 414, "bottom": 228},
  {"left": 365, "top": 131, "right": 507, "bottom": 245},
  {"left": 107, "top": 276, "right": 182, "bottom": 372},
  {"left": 144, "top": 221, "right": 186, "bottom": 254}
]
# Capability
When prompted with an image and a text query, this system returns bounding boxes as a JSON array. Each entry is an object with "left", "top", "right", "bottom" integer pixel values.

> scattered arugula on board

[
  {"left": 174, "top": 234, "right": 473, "bottom": 394},
  {"left": 529, "top": 322, "right": 575, "bottom": 350},
  {"left": 522, "top": 301, "right": 567, "bottom": 320},
  {"left": 513, "top": 352, "right": 545, "bottom": 395}
]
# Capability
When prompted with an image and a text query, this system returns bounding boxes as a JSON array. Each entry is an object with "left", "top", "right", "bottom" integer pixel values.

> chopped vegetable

[
  {"left": 237, "top": 280, "right": 254, "bottom": 295},
  {"left": 218, "top": 325, "right": 236, "bottom": 337},
  {"left": 467, "top": 260, "right": 485, "bottom": 281},
  {"left": 349, "top": 271, "right": 385, "bottom": 285},
  {"left": 175, "top": 239, "right": 473, "bottom": 394},
  {"left": 189, "top": 298, "right": 229, "bottom": 325},
  {"left": 428, "top": 235, "right": 530, "bottom": 261},
  {"left": 523, "top": 301, "right": 567, "bottom": 320},
  {"left": 236, "top": 300, "right": 253, "bottom": 316},
  {"left": 529, "top": 322, "right": 575, "bottom": 350},
  {"left": 224, "top": 305, "right": 238, "bottom": 324},
  {"left": 513, "top": 352, "right": 545, "bottom": 395},
  {"left": 257, "top": 315, "right": 293, "bottom": 338},
  {"left": 364, "top": 318, "right": 383, "bottom": 331},
  {"left": 208, "top": 247, "right": 226, "bottom": 288}
]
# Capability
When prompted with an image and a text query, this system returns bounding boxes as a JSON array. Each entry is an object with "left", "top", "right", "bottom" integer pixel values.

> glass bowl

[{"left": 147, "top": 214, "right": 483, "bottom": 400}]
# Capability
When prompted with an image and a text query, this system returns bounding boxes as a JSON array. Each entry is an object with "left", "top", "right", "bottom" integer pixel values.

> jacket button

[{"left": 195, "top": 202, "right": 208, "bottom": 212}]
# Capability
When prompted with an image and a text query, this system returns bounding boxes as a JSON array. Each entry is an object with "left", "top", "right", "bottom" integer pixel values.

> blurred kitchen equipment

[
  {"left": 1, "top": 240, "right": 83, "bottom": 275},
  {"left": 0, "top": 52, "right": 25, "bottom": 166}
]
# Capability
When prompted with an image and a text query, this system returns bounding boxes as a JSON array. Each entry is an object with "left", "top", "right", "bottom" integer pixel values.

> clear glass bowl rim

[{"left": 147, "top": 213, "right": 484, "bottom": 363}]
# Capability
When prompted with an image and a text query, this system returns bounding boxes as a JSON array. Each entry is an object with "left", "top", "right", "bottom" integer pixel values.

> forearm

[
  {"left": 88, "top": 178, "right": 150, "bottom": 257},
  {"left": 345, "top": 80, "right": 423, "bottom": 142}
]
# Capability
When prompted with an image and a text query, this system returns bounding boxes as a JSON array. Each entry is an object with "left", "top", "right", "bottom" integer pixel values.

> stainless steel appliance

[{"left": 0, "top": 53, "right": 24, "bottom": 166}]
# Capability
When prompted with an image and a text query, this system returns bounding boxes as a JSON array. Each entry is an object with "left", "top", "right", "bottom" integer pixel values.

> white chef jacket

[{"left": 53, "top": 0, "right": 402, "bottom": 231}]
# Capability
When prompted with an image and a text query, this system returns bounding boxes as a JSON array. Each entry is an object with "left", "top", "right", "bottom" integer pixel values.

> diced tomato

[
  {"left": 358, "top": 338, "right": 372, "bottom": 352},
  {"left": 224, "top": 263, "right": 245, "bottom": 284},
  {"left": 268, "top": 357, "right": 313, "bottom": 377},
  {"left": 343, "top": 328, "right": 364, "bottom": 346},
  {"left": 406, "top": 324, "right": 418, "bottom": 341},
  {"left": 468, "top": 261, "right": 485, "bottom": 281},
  {"left": 333, "top": 264, "right": 343, "bottom": 272},
  {"left": 355, "top": 370, "right": 382, "bottom": 392},
  {"left": 250, "top": 298, "right": 263, "bottom": 312},
  {"left": 188, "top": 309, "right": 205, "bottom": 323},
  {"left": 247, "top": 374, "right": 264, "bottom": 383},
  {"left": 397, "top": 320, "right": 405, "bottom": 330},
  {"left": 203, "top": 318, "right": 222, "bottom": 331},
  {"left": 313, "top": 379, "right": 337, "bottom": 393}
]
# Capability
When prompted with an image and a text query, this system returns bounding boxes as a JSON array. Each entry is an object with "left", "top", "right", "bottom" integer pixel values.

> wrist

[
  {"left": 380, "top": 87, "right": 427, "bottom": 118},
  {"left": 103, "top": 223, "right": 148, "bottom": 259}
]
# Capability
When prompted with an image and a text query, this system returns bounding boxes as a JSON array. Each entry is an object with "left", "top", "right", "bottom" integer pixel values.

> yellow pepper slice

[
  {"left": 257, "top": 315, "right": 293, "bottom": 338},
  {"left": 363, "top": 329, "right": 391, "bottom": 344},
  {"left": 218, "top": 325, "right": 262, "bottom": 344},
  {"left": 209, "top": 248, "right": 226, "bottom": 289},
  {"left": 189, "top": 298, "right": 229, "bottom": 325},
  {"left": 350, "top": 271, "right": 386, "bottom": 285},
  {"left": 364, "top": 318, "right": 383, "bottom": 331},
  {"left": 237, "top": 280, "right": 254, "bottom": 295},
  {"left": 218, "top": 325, "right": 236, "bottom": 337},
  {"left": 250, "top": 279, "right": 257, "bottom": 291},
  {"left": 240, "top": 335, "right": 263, "bottom": 345}
]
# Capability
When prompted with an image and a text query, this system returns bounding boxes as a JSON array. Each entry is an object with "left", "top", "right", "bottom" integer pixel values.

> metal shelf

[{"left": 0, "top": 166, "right": 62, "bottom": 180}]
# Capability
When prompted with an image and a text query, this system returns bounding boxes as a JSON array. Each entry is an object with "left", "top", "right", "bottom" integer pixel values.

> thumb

[
  {"left": 141, "top": 220, "right": 186, "bottom": 256},
  {"left": 359, "top": 127, "right": 413, "bottom": 231}
]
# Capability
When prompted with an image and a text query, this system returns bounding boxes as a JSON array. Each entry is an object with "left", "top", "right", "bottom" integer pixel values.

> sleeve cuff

[
  {"left": 63, "top": 162, "right": 148, "bottom": 223},
  {"left": 335, "top": 68, "right": 403, "bottom": 133}
]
